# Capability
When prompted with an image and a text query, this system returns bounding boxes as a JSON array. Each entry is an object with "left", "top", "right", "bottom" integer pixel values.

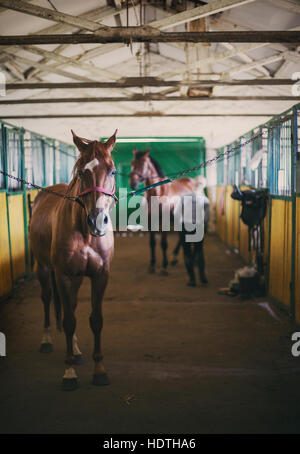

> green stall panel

[{"left": 101, "top": 137, "right": 206, "bottom": 229}]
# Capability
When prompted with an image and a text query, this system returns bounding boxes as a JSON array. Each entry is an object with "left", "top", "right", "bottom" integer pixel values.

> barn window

[
  {"left": 57, "top": 143, "right": 76, "bottom": 184},
  {"left": 216, "top": 150, "right": 225, "bottom": 186},
  {"left": 269, "top": 117, "right": 292, "bottom": 197},
  {"left": 44, "top": 141, "right": 54, "bottom": 187},
  {"left": 6, "top": 128, "right": 22, "bottom": 192}
]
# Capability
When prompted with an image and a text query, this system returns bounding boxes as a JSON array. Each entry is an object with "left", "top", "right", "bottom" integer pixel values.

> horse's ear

[
  {"left": 71, "top": 129, "right": 89, "bottom": 154},
  {"left": 133, "top": 148, "right": 138, "bottom": 155},
  {"left": 105, "top": 129, "right": 118, "bottom": 154},
  {"left": 145, "top": 148, "right": 151, "bottom": 156}
]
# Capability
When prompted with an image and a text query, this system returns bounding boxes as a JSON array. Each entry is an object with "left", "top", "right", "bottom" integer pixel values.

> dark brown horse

[
  {"left": 129, "top": 149, "right": 195, "bottom": 274},
  {"left": 30, "top": 130, "right": 117, "bottom": 390}
]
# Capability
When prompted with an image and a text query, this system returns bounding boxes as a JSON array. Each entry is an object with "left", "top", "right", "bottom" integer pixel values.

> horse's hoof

[
  {"left": 200, "top": 277, "right": 208, "bottom": 284},
  {"left": 74, "top": 354, "right": 84, "bottom": 365},
  {"left": 61, "top": 378, "right": 78, "bottom": 391},
  {"left": 159, "top": 269, "right": 168, "bottom": 276},
  {"left": 187, "top": 281, "right": 196, "bottom": 287},
  {"left": 40, "top": 343, "right": 53, "bottom": 353},
  {"left": 171, "top": 259, "right": 178, "bottom": 266},
  {"left": 148, "top": 266, "right": 155, "bottom": 274},
  {"left": 92, "top": 373, "right": 110, "bottom": 386}
]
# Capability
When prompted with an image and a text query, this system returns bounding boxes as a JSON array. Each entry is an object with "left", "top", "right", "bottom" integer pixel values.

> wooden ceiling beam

[
  {"left": 0, "top": 0, "right": 111, "bottom": 32},
  {"left": 0, "top": 30, "right": 299, "bottom": 45},
  {"left": 5, "top": 79, "right": 296, "bottom": 90},
  {"left": 148, "top": 0, "right": 256, "bottom": 30},
  {"left": 0, "top": 113, "right": 277, "bottom": 119},
  {"left": 1, "top": 95, "right": 299, "bottom": 104}
]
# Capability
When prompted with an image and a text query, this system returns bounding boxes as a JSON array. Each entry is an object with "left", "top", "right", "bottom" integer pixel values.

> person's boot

[
  {"left": 187, "top": 279, "right": 196, "bottom": 287},
  {"left": 200, "top": 272, "right": 208, "bottom": 284},
  {"left": 171, "top": 253, "right": 178, "bottom": 266}
]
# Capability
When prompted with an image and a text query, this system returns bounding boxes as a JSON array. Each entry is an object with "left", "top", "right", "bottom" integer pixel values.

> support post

[
  {"left": 2, "top": 124, "right": 14, "bottom": 289},
  {"left": 290, "top": 106, "right": 298, "bottom": 319}
]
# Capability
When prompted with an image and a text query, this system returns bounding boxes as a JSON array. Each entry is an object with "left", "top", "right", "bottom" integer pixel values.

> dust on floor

[{"left": 0, "top": 233, "right": 300, "bottom": 434}]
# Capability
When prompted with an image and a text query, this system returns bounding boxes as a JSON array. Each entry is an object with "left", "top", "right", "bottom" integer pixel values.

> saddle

[
  {"left": 231, "top": 185, "right": 268, "bottom": 274},
  {"left": 231, "top": 185, "right": 267, "bottom": 228}
]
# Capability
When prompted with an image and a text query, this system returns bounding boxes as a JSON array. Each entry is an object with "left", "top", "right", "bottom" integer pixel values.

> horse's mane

[{"left": 135, "top": 151, "right": 165, "bottom": 178}]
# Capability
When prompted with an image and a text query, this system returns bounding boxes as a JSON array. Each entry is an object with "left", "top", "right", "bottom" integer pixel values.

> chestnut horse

[
  {"left": 129, "top": 149, "right": 195, "bottom": 274},
  {"left": 30, "top": 130, "right": 117, "bottom": 391}
]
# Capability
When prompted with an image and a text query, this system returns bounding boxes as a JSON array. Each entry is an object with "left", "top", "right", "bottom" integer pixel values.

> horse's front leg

[
  {"left": 160, "top": 232, "right": 168, "bottom": 276},
  {"left": 149, "top": 231, "right": 156, "bottom": 273},
  {"left": 55, "top": 273, "right": 82, "bottom": 391},
  {"left": 90, "top": 272, "right": 110, "bottom": 386},
  {"left": 171, "top": 233, "right": 181, "bottom": 266},
  {"left": 36, "top": 263, "right": 53, "bottom": 353}
]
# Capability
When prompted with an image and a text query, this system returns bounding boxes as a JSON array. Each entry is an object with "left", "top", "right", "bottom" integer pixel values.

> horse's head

[
  {"left": 129, "top": 148, "right": 151, "bottom": 190},
  {"left": 71, "top": 129, "right": 117, "bottom": 237}
]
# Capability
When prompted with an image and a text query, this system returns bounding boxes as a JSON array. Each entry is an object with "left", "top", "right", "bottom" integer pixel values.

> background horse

[
  {"left": 129, "top": 149, "right": 195, "bottom": 275},
  {"left": 30, "top": 130, "right": 117, "bottom": 391}
]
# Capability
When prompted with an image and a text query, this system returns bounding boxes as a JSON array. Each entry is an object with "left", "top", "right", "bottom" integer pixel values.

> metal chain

[
  {"left": 0, "top": 122, "right": 277, "bottom": 204},
  {"left": 0, "top": 169, "right": 78, "bottom": 202},
  {"left": 121, "top": 123, "right": 274, "bottom": 199},
  {"left": 165, "top": 124, "right": 270, "bottom": 181}
]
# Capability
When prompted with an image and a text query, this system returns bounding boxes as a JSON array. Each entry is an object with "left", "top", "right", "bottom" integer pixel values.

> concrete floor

[{"left": 0, "top": 233, "right": 300, "bottom": 434}]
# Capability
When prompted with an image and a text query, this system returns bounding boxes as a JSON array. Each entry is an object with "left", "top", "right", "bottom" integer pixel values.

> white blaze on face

[
  {"left": 96, "top": 209, "right": 109, "bottom": 234},
  {"left": 84, "top": 158, "right": 99, "bottom": 172}
]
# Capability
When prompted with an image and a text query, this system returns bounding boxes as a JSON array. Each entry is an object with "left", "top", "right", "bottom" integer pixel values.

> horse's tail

[{"left": 50, "top": 271, "right": 62, "bottom": 331}]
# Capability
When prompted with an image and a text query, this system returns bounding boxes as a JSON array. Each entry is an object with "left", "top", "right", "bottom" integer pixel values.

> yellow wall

[
  {"left": 8, "top": 194, "right": 26, "bottom": 281},
  {"left": 216, "top": 186, "right": 226, "bottom": 242},
  {"left": 215, "top": 186, "right": 295, "bottom": 314},
  {"left": 0, "top": 190, "right": 39, "bottom": 299},
  {"left": 0, "top": 193, "right": 12, "bottom": 297},
  {"left": 268, "top": 199, "right": 292, "bottom": 308},
  {"left": 263, "top": 202, "right": 269, "bottom": 263},
  {"left": 225, "top": 186, "right": 234, "bottom": 246},
  {"left": 295, "top": 197, "right": 300, "bottom": 324},
  {"left": 224, "top": 186, "right": 240, "bottom": 249},
  {"left": 26, "top": 190, "right": 39, "bottom": 271},
  {"left": 232, "top": 194, "right": 240, "bottom": 250}
]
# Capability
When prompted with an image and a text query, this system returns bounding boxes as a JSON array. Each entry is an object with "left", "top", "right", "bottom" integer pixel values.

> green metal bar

[
  {"left": 6, "top": 191, "right": 26, "bottom": 195},
  {"left": 2, "top": 125, "right": 14, "bottom": 289},
  {"left": 265, "top": 123, "right": 274, "bottom": 299},
  {"left": 265, "top": 194, "right": 272, "bottom": 296},
  {"left": 290, "top": 106, "right": 298, "bottom": 320},
  {"left": 53, "top": 140, "right": 56, "bottom": 185},
  {"left": 42, "top": 139, "right": 46, "bottom": 186},
  {"left": 20, "top": 129, "right": 30, "bottom": 277},
  {"left": 271, "top": 195, "right": 292, "bottom": 200}
]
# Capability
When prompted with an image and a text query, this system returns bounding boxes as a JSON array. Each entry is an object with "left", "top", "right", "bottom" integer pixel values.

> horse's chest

[{"left": 69, "top": 246, "right": 104, "bottom": 275}]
